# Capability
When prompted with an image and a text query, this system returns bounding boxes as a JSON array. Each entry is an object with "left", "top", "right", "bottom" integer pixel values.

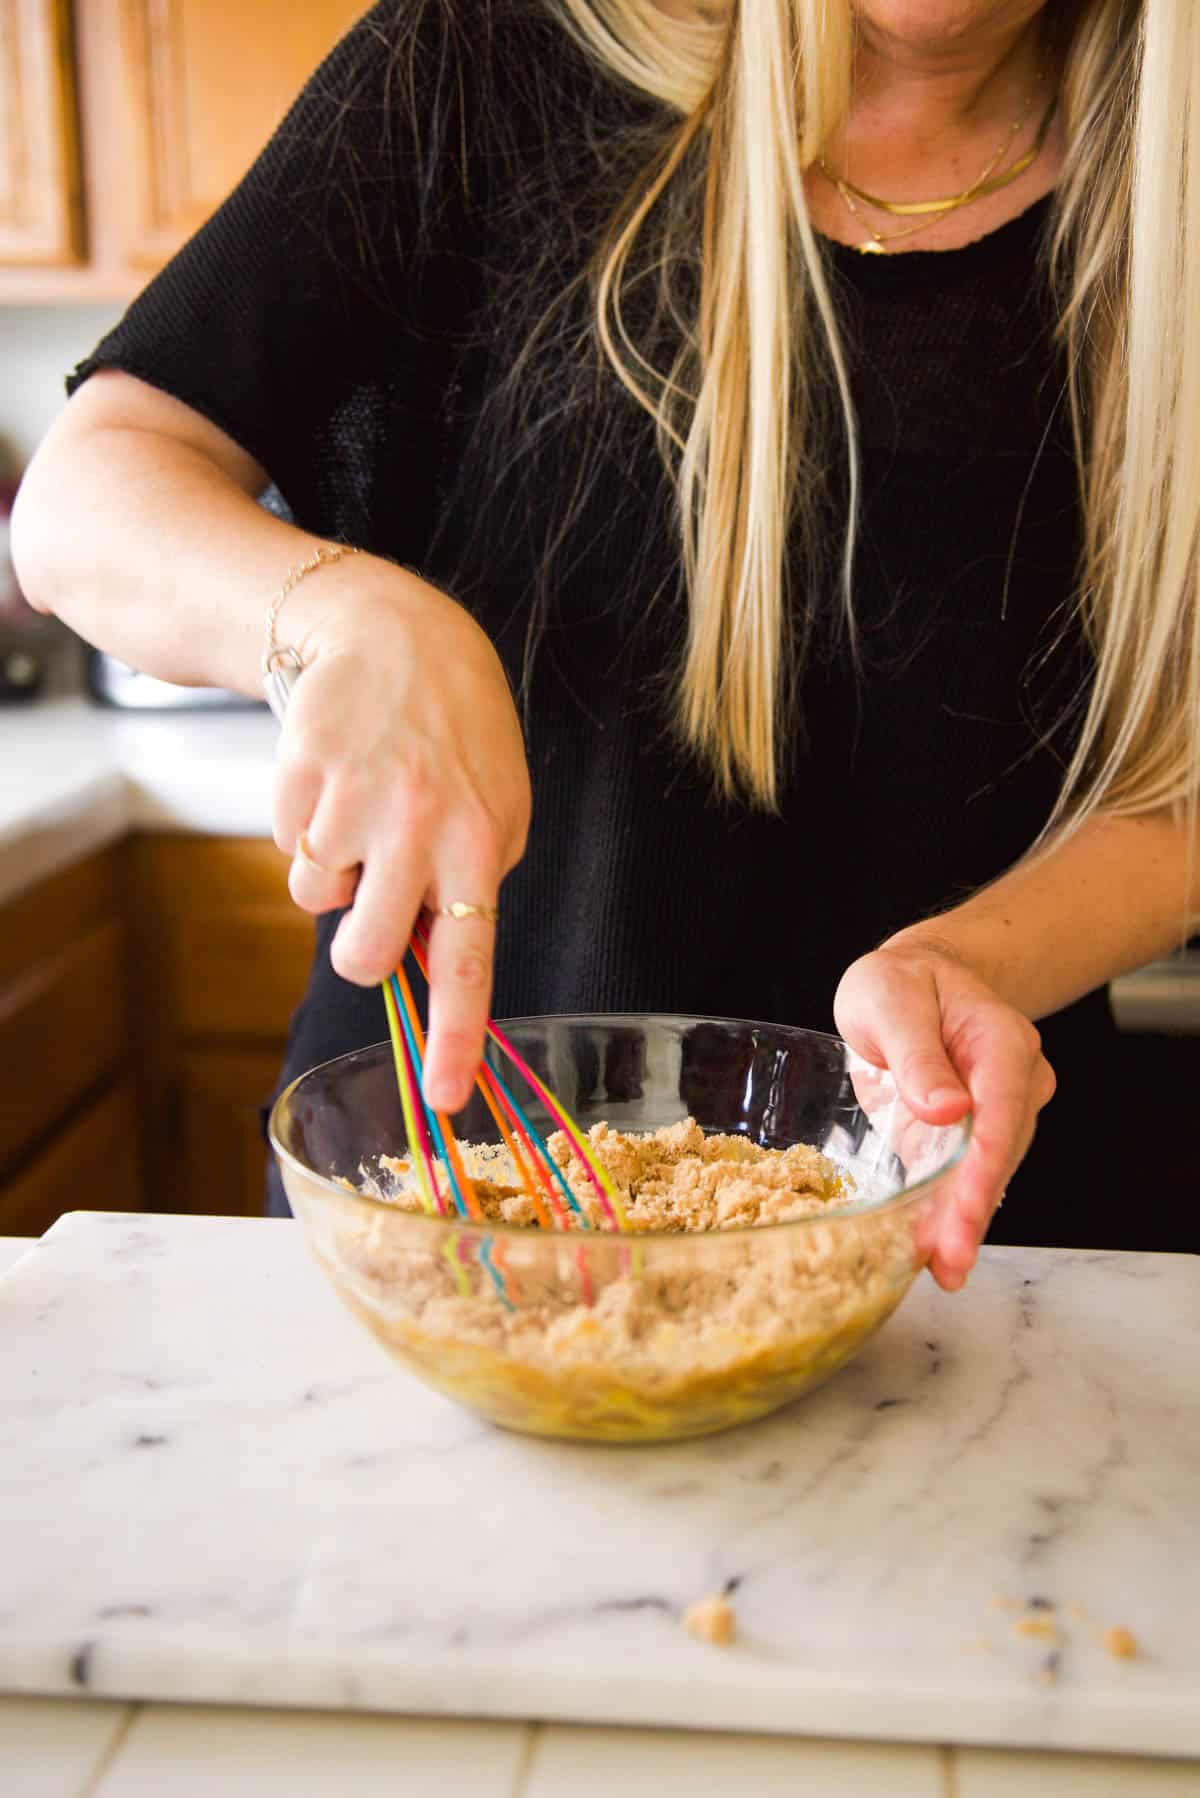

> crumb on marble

[
  {"left": 1066, "top": 1600, "right": 1088, "bottom": 1622},
  {"left": 683, "top": 1594, "right": 736, "bottom": 1646},
  {"left": 1103, "top": 1625, "right": 1138, "bottom": 1660},
  {"left": 971, "top": 1634, "right": 994, "bottom": 1654},
  {"left": 992, "top": 1594, "right": 1020, "bottom": 1611},
  {"left": 1038, "top": 1650, "right": 1061, "bottom": 1685},
  {"left": 1015, "top": 1615, "right": 1058, "bottom": 1641}
]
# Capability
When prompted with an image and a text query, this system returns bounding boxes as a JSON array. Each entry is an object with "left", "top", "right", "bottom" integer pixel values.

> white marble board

[{"left": 1, "top": 1212, "right": 1197, "bottom": 1755}]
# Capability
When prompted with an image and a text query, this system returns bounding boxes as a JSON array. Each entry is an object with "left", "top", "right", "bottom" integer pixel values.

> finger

[
  {"left": 938, "top": 1056, "right": 1045, "bottom": 1267},
  {"left": 288, "top": 848, "right": 359, "bottom": 917},
  {"left": 329, "top": 844, "right": 427, "bottom": 988},
  {"left": 284, "top": 806, "right": 360, "bottom": 916},
  {"left": 422, "top": 877, "right": 500, "bottom": 1116},
  {"left": 931, "top": 1035, "right": 1053, "bottom": 1290},
  {"left": 934, "top": 1082, "right": 1042, "bottom": 1278},
  {"left": 837, "top": 961, "right": 969, "bottom": 1122},
  {"left": 272, "top": 745, "right": 323, "bottom": 858}
]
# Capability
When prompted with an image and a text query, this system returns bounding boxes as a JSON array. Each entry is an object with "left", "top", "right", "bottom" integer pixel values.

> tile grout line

[
  {"left": 78, "top": 1702, "right": 142, "bottom": 1797},
  {"left": 510, "top": 1720, "right": 543, "bottom": 1798},
  {"left": 938, "top": 1743, "right": 960, "bottom": 1798}
]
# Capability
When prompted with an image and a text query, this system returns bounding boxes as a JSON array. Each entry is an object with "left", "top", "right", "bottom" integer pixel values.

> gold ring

[
  {"left": 438, "top": 901, "right": 499, "bottom": 925},
  {"left": 296, "top": 829, "right": 354, "bottom": 877}
]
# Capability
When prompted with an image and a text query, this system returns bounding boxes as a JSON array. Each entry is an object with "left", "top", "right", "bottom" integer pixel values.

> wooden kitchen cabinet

[
  {"left": 1, "top": 0, "right": 365, "bottom": 300},
  {"left": 115, "top": 0, "right": 367, "bottom": 270},
  {"left": 0, "top": 835, "right": 314, "bottom": 1231},
  {"left": 0, "top": 847, "right": 139, "bottom": 1231},
  {"left": 177, "top": 1047, "right": 291, "bottom": 1218},
  {"left": 1, "top": 1079, "right": 141, "bottom": 1236},
  {"left": 0, "top": 0, "right": 84, "bottom": 268},
  {"left": 0, "top": 912, "right": 125, "bottom": 1169},
  {"left": 126, "top": 835, "right": 315, "bottom": 1217}
]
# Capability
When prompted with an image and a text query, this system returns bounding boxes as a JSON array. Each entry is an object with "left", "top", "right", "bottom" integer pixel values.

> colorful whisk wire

[
  {"left": 407, "top": 920, "right": 626, "bottom": 1230},
  {"left": 378, "top": 920, "right": 625, "bottom": 1246}
]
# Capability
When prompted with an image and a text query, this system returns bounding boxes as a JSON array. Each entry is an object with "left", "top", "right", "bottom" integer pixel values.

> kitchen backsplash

[{"left": 1, "top": 305, "right": 124, "bottom": 467}]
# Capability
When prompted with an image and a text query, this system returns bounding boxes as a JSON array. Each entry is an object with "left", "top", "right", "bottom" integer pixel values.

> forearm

[
  {"left": 12, "top": 376, "right": 339, "bottom": 696},
  {"left": 883, "top": 812, "right": 1199, "bottom": 1020}
]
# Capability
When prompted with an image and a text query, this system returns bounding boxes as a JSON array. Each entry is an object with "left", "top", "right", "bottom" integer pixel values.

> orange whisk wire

[
  {"left": 408, "top": 923, "right": 603, "bottom": 1229},
  {"left": 474, "top": 1076, "right": 555, "bottom": 1230}
]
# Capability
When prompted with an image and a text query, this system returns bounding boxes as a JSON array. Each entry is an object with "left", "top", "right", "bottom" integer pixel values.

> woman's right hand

[{"left": 272, "top": 556, "right": 532, "bottom": 1115}]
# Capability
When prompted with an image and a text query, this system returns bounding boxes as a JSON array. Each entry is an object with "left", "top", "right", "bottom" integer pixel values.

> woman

[{"left": 13, "top": 0, "right": 1199, "bottom": 1280}]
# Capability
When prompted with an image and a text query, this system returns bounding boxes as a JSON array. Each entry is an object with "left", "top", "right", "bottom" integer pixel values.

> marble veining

[{"left": 0, "top": 1213, "right": 1196, "bottom": 1755}]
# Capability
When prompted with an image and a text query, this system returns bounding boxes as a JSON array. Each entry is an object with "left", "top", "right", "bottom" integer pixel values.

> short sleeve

[{"left": 67, "top": 0, "right": 477, "bottom": 551}]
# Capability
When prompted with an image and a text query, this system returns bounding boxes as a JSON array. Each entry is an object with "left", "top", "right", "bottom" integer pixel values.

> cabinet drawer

[
  {"left": 0, "top": 1079, "right": 141, "bottom": 1238},
  {"left": 0, "top": 849, "right": 121, "bottom": 985},
  {"left": 0, "top": 917, "right": 126, "bottom": 1170}
]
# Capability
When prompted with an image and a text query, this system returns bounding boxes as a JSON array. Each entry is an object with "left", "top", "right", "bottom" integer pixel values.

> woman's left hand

[{"left": 833, "top": 939, "right": 1057, "bottom": 1292}]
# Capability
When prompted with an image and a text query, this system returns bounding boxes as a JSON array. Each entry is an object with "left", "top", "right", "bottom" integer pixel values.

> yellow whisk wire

[{"left": 381, "top": 976, "right": 440, "bottom": 1217}]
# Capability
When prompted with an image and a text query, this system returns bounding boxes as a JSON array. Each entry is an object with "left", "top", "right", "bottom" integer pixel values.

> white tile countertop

[
  {"left": 0, "top": 693, "right": 277, "bottom": 904},
  {"left": 1, "top": 1226, "right": 1198, "bottom": 1796},
  {"left": 6, "top": 1697, "right": 1200, "bottom": 1798}
]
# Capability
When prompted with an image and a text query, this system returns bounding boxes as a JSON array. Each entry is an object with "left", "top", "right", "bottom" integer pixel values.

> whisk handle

[{"left": 261, "top": 646, "right": 304, "bottom": 724}]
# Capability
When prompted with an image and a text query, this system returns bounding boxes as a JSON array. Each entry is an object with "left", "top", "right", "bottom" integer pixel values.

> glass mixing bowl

[{"left": 269, "top": 1015, "right": 970, "bottom": 1443}]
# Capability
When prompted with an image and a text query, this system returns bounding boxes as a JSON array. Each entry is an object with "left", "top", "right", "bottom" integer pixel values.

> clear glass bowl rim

[{"left": 267, "top": 1011, "right": 973, "bottom": 1242}]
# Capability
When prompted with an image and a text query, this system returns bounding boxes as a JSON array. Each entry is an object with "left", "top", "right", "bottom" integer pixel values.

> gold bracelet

[{"left": 261, "top": 541, "right": 360, "bottom": 721}]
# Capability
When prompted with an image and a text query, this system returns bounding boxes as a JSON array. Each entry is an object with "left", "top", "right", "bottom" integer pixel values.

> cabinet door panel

[
  {"left": 0, "top": 0, "right": 84, "bottom": 265},
  {"left": 127, "top": 836, "right": 315, "bottom": 1040},
  {"left": 0, "top": 1081, "right": 141, "bottom": 1237},
  {"left": 178, "top": 1047, "right": 283, "bottom": 1217},
  {"left": 120, "top": 0, "right": 365, "bottom": 268},
  {"left": 175, "top": 906, "right": 315, "bottom": 1040},
  {"left": 125, "top": 836, "right": 314, "bottom": 1211}
]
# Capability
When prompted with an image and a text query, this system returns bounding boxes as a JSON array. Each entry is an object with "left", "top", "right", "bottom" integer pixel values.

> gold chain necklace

[{"left": 819, "top": 87, "right": 1056, "bottom": 256}]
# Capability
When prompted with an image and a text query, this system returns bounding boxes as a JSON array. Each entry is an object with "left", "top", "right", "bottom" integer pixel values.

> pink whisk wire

[{"left": 407, "top": 918, "right": 625, "bottom": 1231}]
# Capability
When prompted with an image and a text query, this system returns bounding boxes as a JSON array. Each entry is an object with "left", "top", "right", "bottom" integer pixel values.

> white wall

[{"left": 0, "top": 305, "right": 125, "bottom": 469}]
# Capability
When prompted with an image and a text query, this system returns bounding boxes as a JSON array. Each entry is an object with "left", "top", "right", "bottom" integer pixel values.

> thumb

[{"left": 836, "top": 956, "right": 970, "bottom": 1123}]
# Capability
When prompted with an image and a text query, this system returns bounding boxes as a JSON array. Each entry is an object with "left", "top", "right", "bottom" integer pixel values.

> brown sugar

[
  {"left": 683, "top": 1594, "right": 736, "bottom": 1645},
  {"left": 382, "top": 1116, "right": 849, "bottom": 1232},
  {"left": 331, "top": 1118, "right": 915, "bottom": 1441}
]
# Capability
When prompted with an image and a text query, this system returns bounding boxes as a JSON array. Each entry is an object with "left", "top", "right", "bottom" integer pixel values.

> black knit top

[{"left": 71, "top": 0, "right": 1118, "bottom": 1244}]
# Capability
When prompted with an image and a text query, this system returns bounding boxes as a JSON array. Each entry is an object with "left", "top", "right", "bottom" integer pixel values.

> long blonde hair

[{"left": 551, "top": 0, "right": 1200, "bottom": 836}]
